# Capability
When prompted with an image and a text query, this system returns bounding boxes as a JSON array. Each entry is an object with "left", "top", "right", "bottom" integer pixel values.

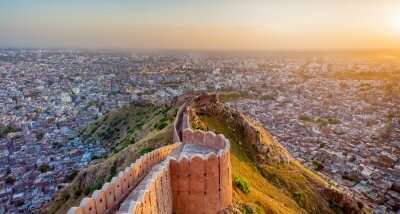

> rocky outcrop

[
  {"left": 190, "top": 93, "right": 292, "bottom": 165},
  {"left": 188, "top": 93, "right": 369, "bottom": 214},
  {"left": 321, "top": 189, "right": 366, "bottom": 214}
]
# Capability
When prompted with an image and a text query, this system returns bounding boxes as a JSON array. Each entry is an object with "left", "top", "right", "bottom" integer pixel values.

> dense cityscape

[{"left": 0, "top": 49, "right": 399, "bottom": 213}]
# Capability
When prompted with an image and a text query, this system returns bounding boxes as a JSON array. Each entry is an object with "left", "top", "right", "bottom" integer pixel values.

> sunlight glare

[{"left": 393, "top": 13, "right": 400, "bottom": 33}]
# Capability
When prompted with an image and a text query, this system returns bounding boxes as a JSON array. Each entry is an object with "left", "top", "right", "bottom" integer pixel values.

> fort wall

[
  {"left": 117, "top": 159, "right": 173, "bottom": 214},
  {"left": 68, "top": 103, "right": 232, "bottom": 214},
  {"left": 170, "top": 143, "right": 232, "bottom": 213},
  {"left": 67, "top": 143, "right": 181, "bottom": 214},
  {"left": 173, "top": 104, "right": 190, "bottom": 143},
  {"left": 114, "top": 129, "right": 231, "bottom": 214}
]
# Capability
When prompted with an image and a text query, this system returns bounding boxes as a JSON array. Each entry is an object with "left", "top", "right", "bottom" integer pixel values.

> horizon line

[{"left": 1, "top": 46, "right": 400, "bottom": 53}]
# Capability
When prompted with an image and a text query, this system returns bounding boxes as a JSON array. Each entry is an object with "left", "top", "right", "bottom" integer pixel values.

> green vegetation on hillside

[
  {"left": 44, "top": 104, "right": 176, "bottom": 214},
  {"left": 80, "top": 103, "right": 176, "bottom": 154},
  {"left": 234, "top": 176, "right": 251, "bottom": 195},
  {"left": 46, "top": 96, "right": 370, "bottom": 214},
  {"left": 38, "top": 163, "right": 53, "bottom": 173},
  {"left": 197, "top": 115, "right": 309, "bottom": 214},
  {"left": 139, "top": 147, "right": 154, "bottom": 155},
  {"left": 192, "top": 106, "right": 369, "bottom": 214},
  {"left": 5, "top": 176, "right": 16, "bottom": 185}
]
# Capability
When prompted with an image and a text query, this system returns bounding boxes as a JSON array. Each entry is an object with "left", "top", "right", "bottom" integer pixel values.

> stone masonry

[{"left": 67, "top": 104, "right": 232, "bottom": 214}]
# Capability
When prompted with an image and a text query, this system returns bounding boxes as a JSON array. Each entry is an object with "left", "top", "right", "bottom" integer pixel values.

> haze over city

[
  {"left": 1, "top": 0, "right": 400, "bottom": 50},
  {"left": 1, "top": 1, "right": 400, "bottom": 214}
]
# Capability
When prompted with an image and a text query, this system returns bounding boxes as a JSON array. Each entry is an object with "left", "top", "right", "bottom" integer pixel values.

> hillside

[
  {"left": 46, "top": 95, "right": 370, "bottom": 214},
  {"left": 80, "top": 102, "right": 176, "bottom": 153},
  {"left": 189, "top": 94, "right": 370, "bottom": 214},
  {"left": 43, "top": 103, "right": 177, "bottom": 214}
]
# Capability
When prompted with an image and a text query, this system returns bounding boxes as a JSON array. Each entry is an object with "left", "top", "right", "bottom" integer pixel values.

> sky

[{"left": 1, "top": 0, "right": 400, "bottom": 50}]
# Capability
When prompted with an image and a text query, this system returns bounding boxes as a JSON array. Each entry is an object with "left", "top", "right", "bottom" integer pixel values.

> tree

[
  {"left": 38, "top": 163, "right": 52, "bottom": 173},
  {"left": 0, "top": 125, "right": 20, "bottom": 138},
  {"left": 5, "top": 175, "right": 16, "bottom": 185},
  {"left": 36, "top": 132, "right": 45, "bottom": 140}
]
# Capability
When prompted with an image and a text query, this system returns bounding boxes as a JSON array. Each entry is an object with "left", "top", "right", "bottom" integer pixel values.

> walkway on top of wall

[
  {"left": 116, "top": 104, "right": 223, "bottom": 213},
  {"left": 180, "top": 144, "right": 218, "bottom": 156},
  {"left": 68, "top": 102, "right": 233, "bottom": 214}
]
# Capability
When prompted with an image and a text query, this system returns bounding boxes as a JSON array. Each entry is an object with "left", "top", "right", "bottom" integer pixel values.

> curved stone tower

[{"left": 170, "top": 129, "right": 232, "bottom": 213}]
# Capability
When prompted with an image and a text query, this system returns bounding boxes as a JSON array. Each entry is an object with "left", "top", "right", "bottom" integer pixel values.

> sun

[{"left": 392, "top": 13, "right": 400, "bottom": 33}]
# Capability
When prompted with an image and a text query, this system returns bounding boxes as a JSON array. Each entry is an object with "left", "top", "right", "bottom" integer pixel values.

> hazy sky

[{"left": 1, "top": 0, "right": 400, "bottom": 50}]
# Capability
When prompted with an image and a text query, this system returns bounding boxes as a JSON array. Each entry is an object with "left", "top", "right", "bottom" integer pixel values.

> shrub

[
  {"left": 14, "top": 200, "right": 24, "bottom": 207},
  {"left": 84, "top": 180, "right": 103, "bottom": 195},
  {"left": 234, "top": 176, "right": 250, "bottom": 194},
  {"left": 312, "top": 160, "right": 324, "bottom": 171},
  {"left": 242, "top": 203, "right": 256, "bottom": 214},
  {"left": 292, "top": 191, "right": 307, "bottom": 207},
  {"left": 5, "top": 175, "right": 16, "bottom": 185},
  {"left": 154, "top": 116, "right": 169, "bottom": 130},
  {"left": 298, "top": 114, "right": 313, "bottom": 122},
  {"left": 38, "top": 163, "right": 52, "bottom": 173},
  {"left": 74, "top": 189, "right": 82, "bottom": 199},
  {"left": 139, "top": 147, "right": 154, "bottom": 155},
  {"left": 292, "top": 191, "right": 302, "bottom": 202},
  {"left": 36, "top": 132, "right": 45, "bottom": 140},
  {"left": 0, "top": 125, "right": 20, "bottom": 138},
  {"left": 107, "top": 161, "right": 118, "bottom": 181},
  {"left": 64, "top": 170, "right": 79, "bottom": 182},
  {"left": 60, "top": 191, "right": 70, "bottom": 201}
]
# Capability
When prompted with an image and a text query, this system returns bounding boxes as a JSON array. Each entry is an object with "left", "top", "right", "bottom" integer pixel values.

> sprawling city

[{"left": 2, "top": 1, "right": 400, "bottom": 214}]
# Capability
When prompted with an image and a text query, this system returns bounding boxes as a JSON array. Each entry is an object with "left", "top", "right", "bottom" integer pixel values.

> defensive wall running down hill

[{"left": 67, "top": 104, "right": 232, "bottom": 214}]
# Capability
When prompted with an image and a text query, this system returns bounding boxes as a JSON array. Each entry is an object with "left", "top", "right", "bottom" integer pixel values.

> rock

[{"left": 193, "top": 97, "right": 292, "bottom": 164}]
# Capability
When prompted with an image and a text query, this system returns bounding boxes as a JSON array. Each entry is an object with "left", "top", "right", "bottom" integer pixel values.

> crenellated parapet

[
  {"left": 67, "top": 103, "right": 232, "bottom": 214},
  {"left": 173, "top": 104, "right": 190, "bottom": 143},
  {"left": 170, "top": 129, "right": 232, "bottom": 213},
  {"left": 117, "top": 159, "right": 174, "bottom": 214},
  {"left": 181, "top": 128, "right": 228, "bottom": 150},
  {"left": 67, "top": 143, "right": 181, "bottom": 214},
  {"left": 115, "top": 129, "right": 231, "bottom": 214}
]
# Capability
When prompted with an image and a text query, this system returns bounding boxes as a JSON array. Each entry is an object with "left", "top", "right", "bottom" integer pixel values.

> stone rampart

[
  {"left": 67, "top": 143, "right": 181, "bottom": 214},
  {"left": 173, "top": 104, "right": 190, "bottom": 143},
  {"left": 111, "top": 128, "right": 232, "bottom": 214},
  {"left": 67, "top": 101, "right": 232, "bottom": 214},
  {"left": 170, "top": 129, "right": 232, "bottom": 214},
  {"left": 181, "top": 129, "right": 227, "bottom": 150},
  {"left": 117, "top": 159, "right": 173, "bottom": 214}
]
